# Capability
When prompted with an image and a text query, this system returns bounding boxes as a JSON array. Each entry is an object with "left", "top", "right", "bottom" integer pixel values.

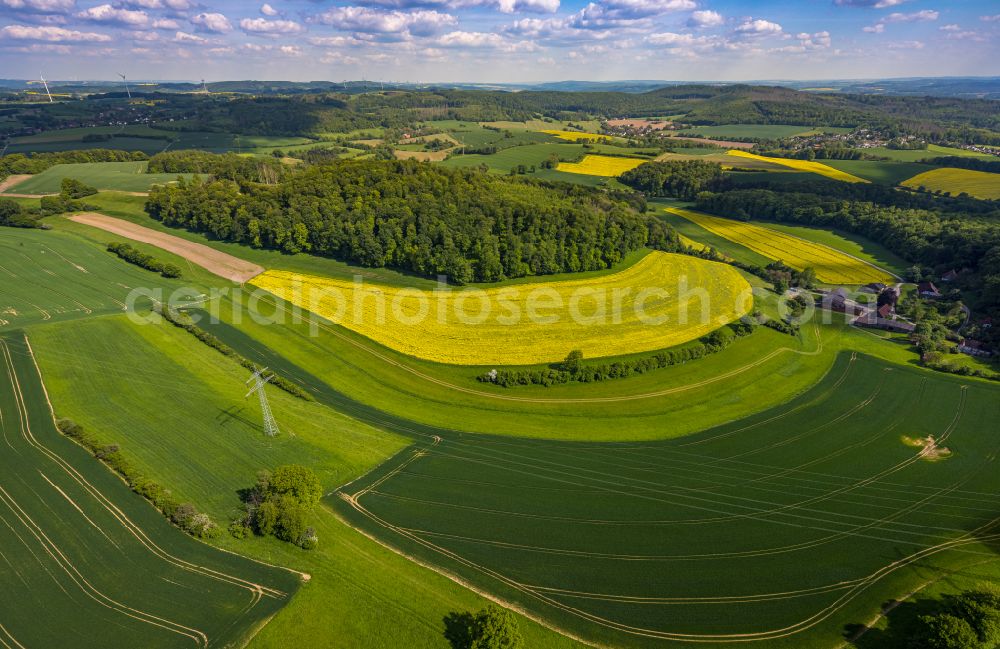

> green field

[
  {"left": 865, "top": 144, "right": 996, "bottom": 163},
  {"left": 27, "top": 317, "right": 587, "bottom": 649},
  {"left": 335, "top": 353, "right": 1000, "bottom": 648},
  {"left": 656, "top": 203, "right": 774, "bottom": 267},
  {"left": 0, "top": 332, "right": 301, "bottom": 648},
  {"left": 0, "top": 227, "right": 193, "bottom": 330},
  {"left": 440, "top": 143, "right": 589, "bottom": 173},
  {"left": 6, "top": 125, "right": 313, "bottom": 155},
  {"left": 677, "top": 124, "right": 844, "bottom": 139},
  {"left": 5, "top": 161, "right": 193, "bottom": 194},
  {"left": 821, "top": 160, "right": 934, "bottom": 186}
]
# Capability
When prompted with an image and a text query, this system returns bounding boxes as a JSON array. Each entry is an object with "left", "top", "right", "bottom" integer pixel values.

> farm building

[
  {"left": 941, "top": 270, "right": 958, "bottom": 282},
  {"left": 958, "top": 339, "right": 992, "bottom": 357},
  {"left": 918, "top": 282, "right": 942, "bottom": 298},
  {"left": 878, "top": 286, "right": 900, "bottom": 307},
  {"left": 855, "top": 312, "right": 916, "bottom": 334},
  {"left": 861, "top": 282, "right": 888, "bottom": 294}
]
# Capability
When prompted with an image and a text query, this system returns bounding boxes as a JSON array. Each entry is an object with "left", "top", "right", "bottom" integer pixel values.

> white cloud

[
  {"left": 435, "top": 29, "right": 537, "bottom": 50},
  {"left": 883, "top": 9, "right": 938, "bottom": 22},
  {"left": 191, "top": 12, "right": 232, "bottom": 33},
  {"left": 833, "top": 0, "right": 910, "bottom": 7},
  {"left": 152, "top": 17, "right": 178, "bottom": 29},
  {"left": 734, "top": 18, "right": 783, "bottom": 36},
  {"left": 0, "top": 23, "right": 111, "bottom": 41},
  {"left": 173, "top": 29, "right": 205, "bottom": 42},
  {"left": 981, "top": 15, "right": 1000, "bottom": 23},
  {"left": 687, "top": 9, "right": 723, "bottom": 28},
  {"left": 1, "top": 0, "right": 75, "bottom": 12},
  {"left": 776, "top": 30, "right": 831, "bottom": 52},
  {"left": 240, "top": 18, "right": 305, "bottom": 35},
  {"left": 939, "top": 23, "right": 959, "bottom": 31},
  {"left": 118, "top": 0, "right": 194, "bottom": 8},
  {"left": 260, "top": 3, "right": 278, "bottom": 16},
  {"left": 887, "top": 39, "right": 924, "bottom": 48},
  {"left": 862, "top": 23, "right": 884, "bottom": 33},
  {"left": 76, "top": 4, "right": 149, "bottom": 27},
  {"left": 129, "top": 29, "right": 158, "bottom": 40},
  {"left": 497, "top": 0, "right": 559, "bottom": 13},
  {"left": 279, "top": 44, "right": 302, "bottom": 55},
  {"left": 311, "top": 7, "right": 457, "bottom": 37}
]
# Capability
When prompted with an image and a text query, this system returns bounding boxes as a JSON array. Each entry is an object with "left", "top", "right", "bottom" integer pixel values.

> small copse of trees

[{"left": 230, "top": 465, "right": 321, "bottom": 549}]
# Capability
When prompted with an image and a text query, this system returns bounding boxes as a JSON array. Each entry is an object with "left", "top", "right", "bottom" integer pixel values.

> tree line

[{"left": 145, "top": 159, "right": 680, "bottom": 284}]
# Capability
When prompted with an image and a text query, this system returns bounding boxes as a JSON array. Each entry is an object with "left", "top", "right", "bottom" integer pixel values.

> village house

[{"left": 918, "top": 281, "right": 942, "bottom": 298}]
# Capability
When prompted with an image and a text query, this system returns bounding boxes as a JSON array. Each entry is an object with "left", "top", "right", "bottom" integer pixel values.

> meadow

[
  {"left": 335, "top": 353, "right": 1000, "bottom": 648},
  {"left": 4, "top": 161, "right": 192, "bottom": 194},
  {"left": 25, "top": 317, "right": 587, "bottom": 649},
  {"left": 0, "top": 227, "right": 190, "bottom": 330},
  {"left": 556, "top": 154, "right": 646, "bottom": 177},
  {"left": 5, "top": 125, "right": 313, "bottom": 155},
  {"left": 676, "top": 124, "right": 824, "bottom": 139},
  {"left": 249, "top": 252, "right": 753, "bottom": 365},
  {"left": 667, "top": 208, "right": 897, "bottom": 284},
  {"left": 819, "top": 160, "right": 933, "bottom": 186},
  {"left": 901, "top": 167, "right": 1000, "bottom": 200},
  {"left": 864, "top": 144, "right": 996, "bottom": 163},
  {"left": 0, "top": 332, "right": 301, "bottom": 648},
  {"left": 726, "top": 151, "right": 870, "bottom": 183}
]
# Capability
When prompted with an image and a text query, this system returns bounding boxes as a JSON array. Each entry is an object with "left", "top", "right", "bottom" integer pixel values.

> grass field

[
  {"left": 864, "top": 144, "right": 997, "bottom": 163},
  {"left": 726, "top": 151, "right": 870, "bottom": 183},
  {"left": 556, "top": 154, "right": 646, "bottom": 177},
  {"left": 5, "top": 125, "right": 313, "bottom": 155},
  {"left": 249, "top": 252, "right": 753, "bottom": 365},
  {"left": 900, "top": 167, "right": 1000, "bottom": 200},
  {"left": 677, "top": 124, "right": 822, "bottom": 139},
  {"left": 440, "top": 143, "right": 589, "bottom": 174},
  {"left": 27, "top": 318, "right": 588, "bottom": 649},
  {"left": 820, "top": 160, "right": 933, "bottom": 186},
  {"left": 667, "top": 208, "right": 897, "bottom": 284},
  {"left": 334, "top": 352, "right": 1000, "bottom": 648},
  {"left": 0, "top": 227, "right": 193, "bottom": 330},
  {"left": 4, "top": 161, "right": 192, "bottom": 194},
  {"left": 0, "top": 332, "right": 301, "bottom": 648}
]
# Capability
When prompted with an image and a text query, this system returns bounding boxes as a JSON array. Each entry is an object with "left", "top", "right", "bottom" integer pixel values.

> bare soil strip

[
  {"left": 68, "top": 213, "right": 264, "bottom": 283},
  {"left": 0, "top": 175, "right": 33, "bottom": 192}
]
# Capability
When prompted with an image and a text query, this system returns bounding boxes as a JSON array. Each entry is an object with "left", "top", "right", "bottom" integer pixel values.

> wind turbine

[
  {"left": 201, "top": 78, "right": 209, "bottom": 94},
  {"left": 119, "top": 73, "right": 131, "bottom": 99},
  {"left": 39, "top": 73, "right": 53, "bottom": 103}
]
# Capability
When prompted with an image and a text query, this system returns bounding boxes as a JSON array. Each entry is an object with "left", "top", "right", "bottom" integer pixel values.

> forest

[
  {"left": 618, "top": 160, "right": 727, "bottom": 199},
  {"left": 145, "top": 159, "right": 678, "bottom": 283}
]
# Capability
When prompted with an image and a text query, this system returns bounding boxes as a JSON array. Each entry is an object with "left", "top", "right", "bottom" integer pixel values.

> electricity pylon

[{"left": 245, "top": 367, "right": 280, "bottom": 437}]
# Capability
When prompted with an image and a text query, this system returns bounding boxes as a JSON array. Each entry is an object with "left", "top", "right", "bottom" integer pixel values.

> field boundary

[{"left": 69, "top": 212, "right": 264, "bottom": 283}]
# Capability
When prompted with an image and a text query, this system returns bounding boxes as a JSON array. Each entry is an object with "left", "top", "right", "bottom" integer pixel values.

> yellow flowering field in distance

[
  {"left": 557, "top": 154, "right": 646, "bottom": 177},
  {"left": 668, "top": 207, "right": 895, "bottom": 285},
  {"left": 539, "top": 130, "right": 610, "bottom": 141},
  {"left": 901, "top": 167, "right": 1000, "bottom": 200},
  {"left": 727, "top": 150, "right": 870, "bottom": 183},
  {"left": 249, "top": 252, "right": 753, "bottom": 366}
]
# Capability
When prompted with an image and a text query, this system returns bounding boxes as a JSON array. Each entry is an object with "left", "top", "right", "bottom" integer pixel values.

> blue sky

[{"left": 1, "top": 0, "right": 998, "bottom": 82}]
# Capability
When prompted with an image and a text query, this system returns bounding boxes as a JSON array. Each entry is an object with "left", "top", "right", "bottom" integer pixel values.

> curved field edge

[
  {"left": 25, "top": 319, "right": 589, "bottom": 649},
  {"left": 331, "top": 353, "right": 1000, "bottom": 648},
  {"left": 248, "top": 252, "right": 753, "bottom": 366},
  {"left": 666, "top": 208, "right": 898, "bottom": 284},
  {"left": 0, "top": 332, "right": 302, "bottom": 649}
]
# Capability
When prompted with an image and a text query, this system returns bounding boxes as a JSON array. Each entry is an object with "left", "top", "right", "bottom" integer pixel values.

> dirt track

[
  {"left": 0, "top": 175, "right": 32, "bottom": 192},
  {"left": 69, "top": 212, "right": 264, "bottom": 283}
]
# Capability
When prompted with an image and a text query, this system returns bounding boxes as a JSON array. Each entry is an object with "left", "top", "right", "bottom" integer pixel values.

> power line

[{"left": 245, "top": 367, "right": 280, "bottom": 437}]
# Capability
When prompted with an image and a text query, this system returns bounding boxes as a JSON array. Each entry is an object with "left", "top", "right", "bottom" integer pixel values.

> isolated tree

[
  {"left": 561, "top": 350, "right": 584, "bottom": 374},
  {"left": 470, "top": 605, "right": 523, "bottom": 649}
]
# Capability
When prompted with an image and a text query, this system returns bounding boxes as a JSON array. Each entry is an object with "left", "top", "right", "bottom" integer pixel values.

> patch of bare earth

[
  {"left": 0, "top": 174, "right": 33, "bottom": 192},
  {"left": 902, "top": 435, "right": 952, "bottom": 461},
  {"left": 68, "top": 212, "right": 264, "bottom": 283},
  {"left": 394, "top": 149, "right": 450, "bottom": 162}
]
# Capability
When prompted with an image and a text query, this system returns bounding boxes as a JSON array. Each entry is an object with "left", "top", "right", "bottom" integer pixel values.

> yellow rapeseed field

[
  {"left": 901, "top": 167, "right": 1000, "bottom": 200},
  {"left": 250, "top": 252, "right": 753, "bottom": 366},
  {"left": 557, "top": 155, "right": 646, "bottom": 177},
  {"left": 540, "top": 130, "right": 610, "bottom": 142},
  {"left": 726, "top": 150, "right": 870, "bottom": 183},
  {"left": 668, "top": 208, "right": 894, "bottom": 285}
]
